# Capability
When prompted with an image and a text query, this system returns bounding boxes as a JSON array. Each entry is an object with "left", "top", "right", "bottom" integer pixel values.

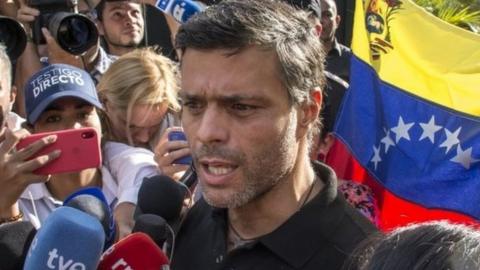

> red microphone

[{"left": 98, "top": 232, "right": 170, "bottom": 270}]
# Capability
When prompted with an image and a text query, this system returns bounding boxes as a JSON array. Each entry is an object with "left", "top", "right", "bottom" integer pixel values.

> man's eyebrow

[
  {"left": 218, "top": 94, "right": 267, "bottom": 104},
  {"left": 179, "top": 92, "right": 267, "bottom": 103}
]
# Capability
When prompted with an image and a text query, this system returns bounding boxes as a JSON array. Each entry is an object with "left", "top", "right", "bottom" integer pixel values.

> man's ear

[
  {"left": 335, "top": 15, "right": 341, "bottom": 26},
  {"left": 297, "top": 89, "right": 322, "bottom": 134}
]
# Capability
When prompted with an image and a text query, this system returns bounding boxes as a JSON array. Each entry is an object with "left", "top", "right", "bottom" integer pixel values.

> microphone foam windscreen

[
  {"left": 63, "top": 187, "right": 116, "bottom": 248},
  {"left": 98, "top": 232, "right": 169, "bottom": 270},
  {"left": 0, "top": 221, "right": 36, "bottom": 270},
  {"left": 64, "top": 187, "right": 108, "bottom": 205},
  {"left": 23, "top": 207, "right": 105, "bottom": 270},
  {"left": 137, "top": 175, "right": 185, "bottom": 222},
  {"left": 133, "top": 214, "right": 169, "bottom": 248}
]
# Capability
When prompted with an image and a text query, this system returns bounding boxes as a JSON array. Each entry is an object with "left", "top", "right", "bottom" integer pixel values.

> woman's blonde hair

[{"left": 97, "top": 47, "right": 181, "bottom": 143}]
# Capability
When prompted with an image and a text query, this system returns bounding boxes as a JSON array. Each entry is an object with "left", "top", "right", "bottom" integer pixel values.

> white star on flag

[
  {"left": 381, "top": 128, "right": 395, "bottom": 153},
  {"left": 391, "top": 116, "right": 415, "bottom": 143},
  {"left": 450, "top": 145, "right": 479, "bottom": 169},
  {"left": 371, "top": 145, "right": 382, "bottom": 170},
  {"left": 439, "top": 127, "right": 461, "bottom": 154},
  {"left": 419, "top": 116, "right": 442, "bottom": 144}
]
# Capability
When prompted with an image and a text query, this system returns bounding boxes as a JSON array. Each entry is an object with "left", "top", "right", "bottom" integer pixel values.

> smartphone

[
  {"left": 16, "top": 127, "right": 102, "bottom": 175},
  {"left": 167, "top": 130, "right": 192, "bottom": 165}
]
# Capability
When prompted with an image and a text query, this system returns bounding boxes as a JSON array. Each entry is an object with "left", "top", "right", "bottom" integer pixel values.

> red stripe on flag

[{"left": 326, "top": 138, "right": 477, "bottom": 231}]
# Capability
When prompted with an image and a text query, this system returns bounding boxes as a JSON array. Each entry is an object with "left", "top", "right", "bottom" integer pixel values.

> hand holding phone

[
  {"left": 168, "top": 130, "right": 192, "bottom": 165},
  {"left": 16, "top": 127, "right": 102, "bottom": 175},
  {"left": 0, "top": 128, "right": 59, "bottom": 218}
]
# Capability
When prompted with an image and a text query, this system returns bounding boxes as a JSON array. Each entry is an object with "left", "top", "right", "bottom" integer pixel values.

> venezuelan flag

[{"left": 334, "top": 0, "right": 480, "bottom": 230}]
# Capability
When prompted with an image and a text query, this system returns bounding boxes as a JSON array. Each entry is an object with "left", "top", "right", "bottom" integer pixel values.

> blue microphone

[
  {"left": 23, "top": 207, "right": 105, "bottom": 270},
  {"left": 154, "top": 0, "right": 204, "bottom": 23},
  {"left": 63, "top": 187, "right": 116, "bottom": 249}
]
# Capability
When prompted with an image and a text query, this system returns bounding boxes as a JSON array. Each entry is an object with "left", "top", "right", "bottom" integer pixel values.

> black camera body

[
  {"left": 29, "top": 0, "right": 98, "bottom": 55},
  {"left": 29, "top": 0, "right": 76, "bottom": 44}
]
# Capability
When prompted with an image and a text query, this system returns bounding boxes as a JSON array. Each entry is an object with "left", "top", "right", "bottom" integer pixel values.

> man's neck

[
  {"left": 46, "top": 168, "right": 102, "bottom": 201},
  {"left": 107, "top": 44, "right": 134, "bottom": 57},
  {"left": 227, "top": 154, "right": 323, "bottom": 248},
  {"left": 323, "top": 38, "right": 335, "bottom": 54}
]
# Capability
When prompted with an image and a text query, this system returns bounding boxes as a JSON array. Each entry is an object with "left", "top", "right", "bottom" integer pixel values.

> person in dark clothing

[
  {"left": 320, "top": 0, "right": 352, "bottom": 82},
  {"left": 171, "top": 0, "right": 377, "bottom": 269},
  {"left": 285, "top": 0, "right": 352, "bottom": 82}
]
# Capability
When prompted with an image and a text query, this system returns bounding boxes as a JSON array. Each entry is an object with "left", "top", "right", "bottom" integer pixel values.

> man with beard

[
  {"left": 95, "top": 0, "right": 145, "bottom": 56},
  {"left": 165, "top": 0, "right": 378, "bottom": 269}
]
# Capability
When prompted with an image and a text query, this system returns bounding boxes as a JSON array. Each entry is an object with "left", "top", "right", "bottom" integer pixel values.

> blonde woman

[
  {"left": 98, "top": 47, "right": 191, "bottom": 175},
  {"left": 97, "top": 48, "right": 192, "bottom": 237}
]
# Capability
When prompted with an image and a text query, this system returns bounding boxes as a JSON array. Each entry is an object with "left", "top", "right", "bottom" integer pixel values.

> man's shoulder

[
  {"left": 182, "top": 198, "right": 217, "bottom": 228},
  {"left": 322, "top": 194, "right": 378, "bottom": 251}
]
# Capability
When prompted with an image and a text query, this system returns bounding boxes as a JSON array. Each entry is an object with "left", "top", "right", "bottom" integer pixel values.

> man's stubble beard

[{"left": 201, "top": 110, "right": 299, "bottom": 209}]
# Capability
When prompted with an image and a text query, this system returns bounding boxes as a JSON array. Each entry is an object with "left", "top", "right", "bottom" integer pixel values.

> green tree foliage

[{"left": 413, "top": 0, "right": 480, "bottom": 32}]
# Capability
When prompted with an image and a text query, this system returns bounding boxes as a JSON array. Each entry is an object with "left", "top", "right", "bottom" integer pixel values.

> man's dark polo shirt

[
  {"left": 171, "top": 162, "right": 378, "bottom": 270},
  {"left": 326, "top": 40, "right": 352, "bottom": 83}
]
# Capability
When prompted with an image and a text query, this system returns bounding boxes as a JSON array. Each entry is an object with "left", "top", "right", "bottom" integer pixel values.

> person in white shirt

[{"left": 97, "top": 48, "right": 190, "bottom": 180}]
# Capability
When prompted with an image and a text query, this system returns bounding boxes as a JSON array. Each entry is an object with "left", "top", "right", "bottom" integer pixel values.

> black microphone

[
  {"left": 133, "top": 214, "right": 170, "bottom": 249},
  {"left": 0, "top": 221, "right": 37, "bottom": 270},
  {"left": 136, "top": 175, "right": 186, "bottom": 223}
]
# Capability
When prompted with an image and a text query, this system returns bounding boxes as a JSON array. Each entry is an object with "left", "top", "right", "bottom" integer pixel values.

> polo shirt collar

[
  {"left": 20, "top": 182, "right": 63, "bottom": 209},
  {"left": 329, "top": 39, "right": 343, "bottom": 57},
  {"left": 259, "top": 161, "right": 344, "bottom": 269}
]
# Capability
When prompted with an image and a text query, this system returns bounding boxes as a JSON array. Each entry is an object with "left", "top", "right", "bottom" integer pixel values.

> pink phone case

[{"left": 16, "top": 127, "right": 102, "bottom": 175}]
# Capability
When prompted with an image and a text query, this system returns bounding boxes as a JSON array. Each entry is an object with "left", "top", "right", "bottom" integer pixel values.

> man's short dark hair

[
  {"left": 94, "top": 0, "right": 142, "bottom": 21},
  {"left": 175, "top": 0, "right": 325, "bottom": 106}
]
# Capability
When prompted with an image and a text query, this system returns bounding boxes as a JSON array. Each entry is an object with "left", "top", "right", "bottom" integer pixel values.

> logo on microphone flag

[{"left": 333, "top": 0, "right": 480, "bottom": 229}]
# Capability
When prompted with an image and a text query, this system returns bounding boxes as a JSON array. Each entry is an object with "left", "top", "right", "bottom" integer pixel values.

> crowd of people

[{"left": 0, "top": 0, "right": 479, "bottom": 269}]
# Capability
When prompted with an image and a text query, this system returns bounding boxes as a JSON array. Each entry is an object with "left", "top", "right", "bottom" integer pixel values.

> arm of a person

[
  {"left": 105, "top": 143, "right": 159, "bottom": 240},
  {"left": 14, "top": 0, "right": 43, "bottom": 117},
  {"left": 163, "top": 13, "right": 182, "bottom": 58},
  {"left": 14, "top": 42, "right": 43, "bottom": 117},
  {"left": 113, "top": 202, "right": 136, "bottom": 240},
  {"left": 0, "top": 128, "right": 59, "bottom": 222}
]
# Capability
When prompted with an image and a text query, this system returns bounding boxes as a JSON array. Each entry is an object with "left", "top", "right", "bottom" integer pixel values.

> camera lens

[
  {"left": 49, "top": 12, "right": 98, "bottom": 55},
  {"left": 0, "top": 16, "right": 27, "bottom": 61}
]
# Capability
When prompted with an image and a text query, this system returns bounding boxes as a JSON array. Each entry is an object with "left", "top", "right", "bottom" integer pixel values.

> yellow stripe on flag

[{"left": 352, "top": 0, "right": 480, "bottom": 116}]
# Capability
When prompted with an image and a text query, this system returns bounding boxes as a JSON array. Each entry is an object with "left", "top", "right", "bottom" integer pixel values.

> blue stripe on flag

[{"left": 335, "top": 55, "right": 480, "bottom": 220}]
